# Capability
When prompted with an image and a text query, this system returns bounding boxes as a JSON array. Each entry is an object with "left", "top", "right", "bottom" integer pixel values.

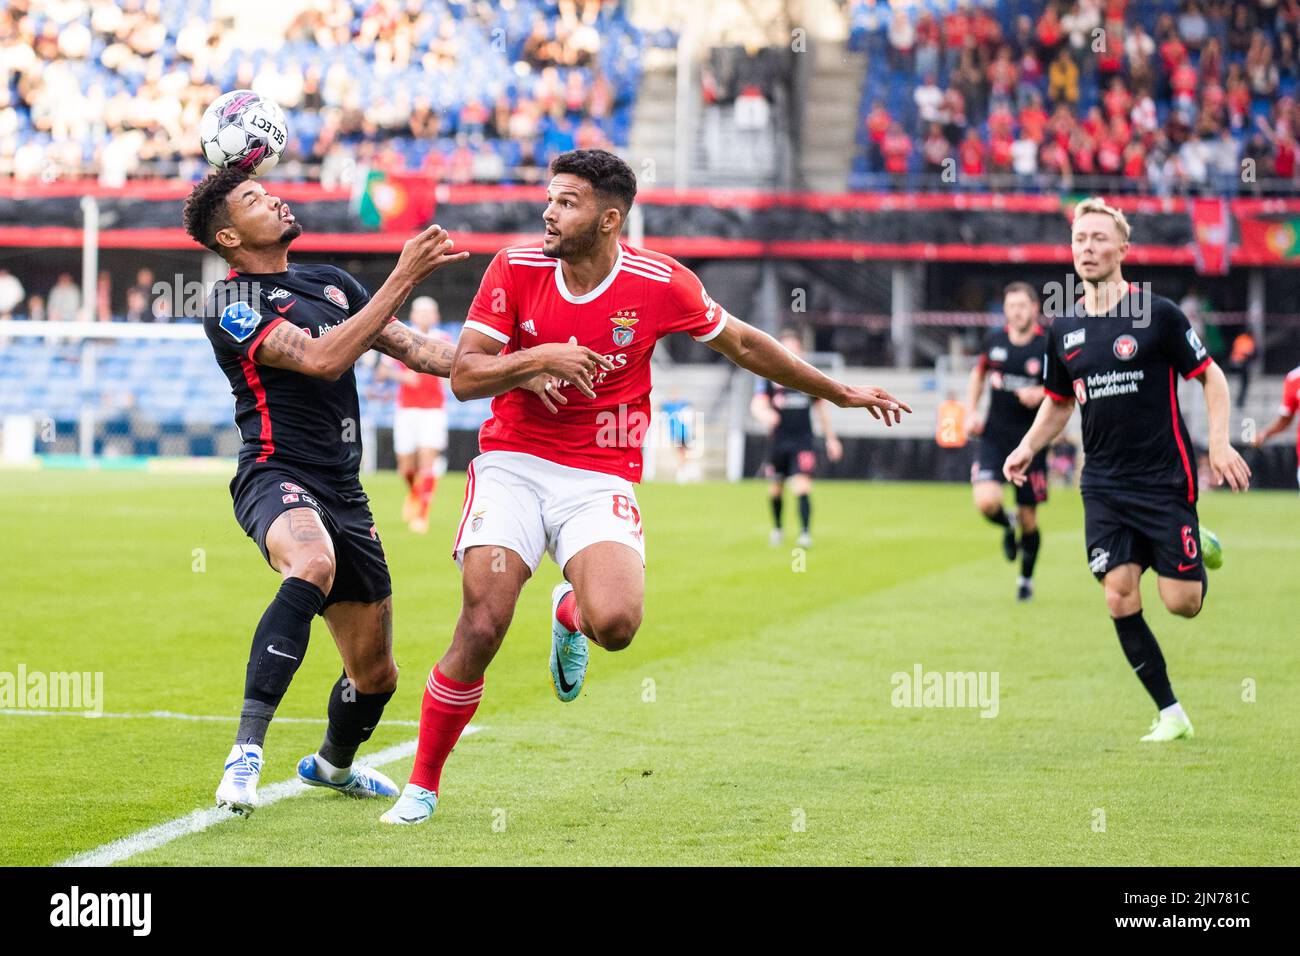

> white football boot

[{"left": 215, "top": 744, "right": 263, "bottom": 816}]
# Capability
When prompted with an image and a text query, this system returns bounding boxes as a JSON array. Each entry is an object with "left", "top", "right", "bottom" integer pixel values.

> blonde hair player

[{"left": 1004, "top": 197, "right": 1251, "bottom": 742}]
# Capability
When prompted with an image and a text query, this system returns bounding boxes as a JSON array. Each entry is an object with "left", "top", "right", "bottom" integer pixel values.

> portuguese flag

[
  {"left": 354, "top": 168, "right": 434, "bottom": 232},
  {"left": 1237, "top": 215, "right": 1300, "bottom": 262}
]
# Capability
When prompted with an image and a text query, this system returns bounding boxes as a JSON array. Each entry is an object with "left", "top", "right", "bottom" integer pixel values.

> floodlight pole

[
  {"left": 1247, "top": 268, "right": 1265, "bottom": 375},
  {"left": 79, "top": 195, "right": 101, "bottom": 460},
  {"left": 80, "top": 195, "right": 99, "bottom": 322},
  {"left": 675, "top": 23, "right": 695, "bottom": 190}
]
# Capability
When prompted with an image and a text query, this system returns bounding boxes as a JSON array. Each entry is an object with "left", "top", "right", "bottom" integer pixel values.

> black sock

[
  {"left": 318, "top": 671, "right": 395, "bottom": 769},
  {"left": 236, "top": 699, "right": 276, "bottom": 749},
  {"left": 798, "top": 494, "right": 811, "bottom": 533},
  {"left": 1020, "top": 529, "right": 1041, "bottom": 579},
  {"left": 984, "top": 508, "right": 1011, "bottom": 528},
  {"left": 770, "top": 494, "right": 783, "bottom": 530},
  {"left": 237, "top": 577, "right": 326, "bottom": 747},
  {"left": 1113, "top": 611, "right": 1176, "bottom": 709}
]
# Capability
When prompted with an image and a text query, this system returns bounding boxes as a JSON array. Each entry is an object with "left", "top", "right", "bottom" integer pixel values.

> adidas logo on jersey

[{"left": 521, "top": 319, "right": 537, "bottom": 335}]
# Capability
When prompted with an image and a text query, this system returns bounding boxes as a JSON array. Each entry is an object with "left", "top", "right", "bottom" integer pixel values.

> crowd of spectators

[
  {"left": 851, "top": 0, "right": 1300, "bottom": 195},
  {"left": 0, "top": 0, "right": 652, "bottom": 185}
]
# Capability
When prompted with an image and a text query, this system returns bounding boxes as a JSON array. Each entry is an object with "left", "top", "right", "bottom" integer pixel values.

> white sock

[
  {"left": 313, "top": 753, "right": 351, "bottom": 783},
  {"left": 1160, "top": 702, "right": 1187, "bottom": 721},
  {"left": 1017, "top": 576, "right": 1030, "bottom": 587}
]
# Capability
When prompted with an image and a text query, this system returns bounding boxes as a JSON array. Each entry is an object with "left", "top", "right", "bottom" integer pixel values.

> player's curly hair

[
  {"left": 550, "top": 148, "right": 637, "bottom": 213},
  {"left": 182, "top": 167, "right": 250, "bottom": 255}
]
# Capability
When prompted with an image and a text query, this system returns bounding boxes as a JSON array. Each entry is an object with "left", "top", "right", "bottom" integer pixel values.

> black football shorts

[
  {"left": 230, "top": 463, "right": 391, "bottom": 607},
  {"left": 765, "top": 441, "right": 817, "bottom": 480},
  {"left": 1081, "top": 487, "right": 1203, "bottom": 583},
  {"left": 971, "top": 434, "right": 1048, "bottom": 506}
]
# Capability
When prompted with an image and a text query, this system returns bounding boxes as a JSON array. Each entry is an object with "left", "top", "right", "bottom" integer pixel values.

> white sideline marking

[
  {"left": 0, "top": 708, "right": 419, "bottom": 727},
  {"left": 54, "top": 727, "right": 480, "bottom": 868}
]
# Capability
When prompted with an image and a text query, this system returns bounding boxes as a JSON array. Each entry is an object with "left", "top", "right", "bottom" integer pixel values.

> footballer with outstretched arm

[{"left": 381, "top": 149, "right": 912, "bottom": 824}]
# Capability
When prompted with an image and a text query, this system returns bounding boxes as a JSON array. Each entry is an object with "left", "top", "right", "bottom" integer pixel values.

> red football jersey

[
  {"left": 389, "top": 325, "right": 446, "bottom": 409},
  {"left": 394, "top": 362, "right": 445, "bottom": 409},
  {"left": 1279, "top": 365, "right": 1300, "bottom": 458},
  {"left": 462, "top": 241, "right": 730, "bottom": 481}
]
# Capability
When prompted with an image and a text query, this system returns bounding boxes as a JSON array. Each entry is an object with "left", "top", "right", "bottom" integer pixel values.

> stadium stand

[
  {"left": 849, "top": 0, "right": 1300, "bottom": 195},
  {"left": 0, "top": 0, "right": 659, "bottom": 184},
  {"left": 2, "top": 0, "right": 1299, "bottom": 487}
]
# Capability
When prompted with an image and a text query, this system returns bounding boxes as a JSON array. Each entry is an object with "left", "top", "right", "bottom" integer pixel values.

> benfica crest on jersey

[{"left": 609, "top": 310, "right": 638, "bottom": 346}]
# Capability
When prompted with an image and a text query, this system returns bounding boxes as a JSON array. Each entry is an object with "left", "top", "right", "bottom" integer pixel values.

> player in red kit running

[
  {"left": 1251, "top": 364, "right": 1300, "bottom": 490},
  {"left": 380, "top": 149, "right": 912, "bottom": 824},
  {"left": 376, "top": 296, "right": 448, "bottom": 533}
]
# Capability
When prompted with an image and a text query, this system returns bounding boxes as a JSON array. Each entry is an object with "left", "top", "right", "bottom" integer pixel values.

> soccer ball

[{"left": 200, "top": 90, "right": 288, "bottom": 177}]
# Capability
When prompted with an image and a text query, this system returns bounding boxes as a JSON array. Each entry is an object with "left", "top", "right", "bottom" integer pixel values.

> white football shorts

[
  {"left": 393, "top": 407, "right": 448, "bottom": 456},
  {"left": 452, "top": 451, "right": 646, "bottom": 573}
]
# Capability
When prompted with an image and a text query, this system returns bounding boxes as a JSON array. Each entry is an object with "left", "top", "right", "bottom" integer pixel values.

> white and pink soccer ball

[{"left": 200, "top": 90, "right": 289, "bottom": 177}]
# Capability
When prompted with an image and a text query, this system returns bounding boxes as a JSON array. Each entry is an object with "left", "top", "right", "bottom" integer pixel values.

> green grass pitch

[{"left": 1, "top": 469, "right": 1295, "bottom": 866}]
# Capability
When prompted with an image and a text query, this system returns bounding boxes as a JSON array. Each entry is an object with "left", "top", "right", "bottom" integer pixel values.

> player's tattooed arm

[
  {"left": 254, "top": 225, "right": 469, "bottom": 379},
  {"left": 257, "top": 311, "right": 404, "bottom": 380},
  {"left": 373, "top": 323, "right": 566, "bottom": 410},
  {"left": 706, "top": 316, "right": 912, "bottom": 425},
  {"left": 254, "top": 320, "right": 312, "bottom": 371},
  {"left": 372, "top": 322, "right": 456, "bottom": 377}
]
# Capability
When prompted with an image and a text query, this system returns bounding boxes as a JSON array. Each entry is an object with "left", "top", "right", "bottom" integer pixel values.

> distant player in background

[
  {"left": 1005, "top": 198, "right": 1251, "bottom": 743},
  {"left": 375, "top": 296, "right": 448, "bottom": 533},
  {"left": 752, "top": 329, "right": 843, "bottom": 548},
  {"left": 1251, "top": 364, "right": 1300, "bottom": 489},
  {"left": 659, "top": 389, "right": 696, "bottom": 482},
  {"left": 964, "top": 282, "right": 1048, "bottom": 601}
]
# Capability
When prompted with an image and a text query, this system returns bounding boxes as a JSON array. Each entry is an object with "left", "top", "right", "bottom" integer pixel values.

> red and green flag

[{"left": 354, "top": 169, "right": 435, "bottom": 232}]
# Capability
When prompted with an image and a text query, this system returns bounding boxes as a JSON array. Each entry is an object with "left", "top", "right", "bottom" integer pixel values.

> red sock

[
  {"left": 556, "top": 590, "right": 583, "bottom": 634},
  {"left": 417, "top": 472, "right": 436, "bottom": 518},
  {"left": 409, "top": 665, "right": 483, "bottom": 794}
]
